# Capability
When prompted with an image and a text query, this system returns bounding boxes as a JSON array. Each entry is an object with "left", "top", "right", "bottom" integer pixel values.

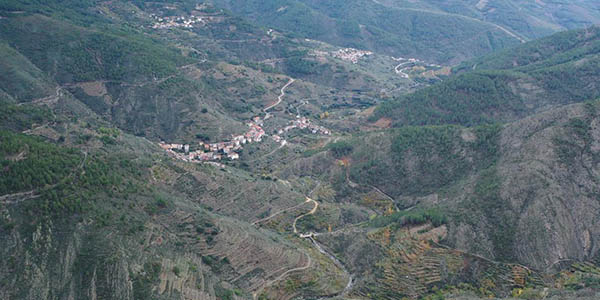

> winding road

[
  {"left": 293, "top": 197, "right": 356, "bottom": 298},
  {"left": 252, "top": 251, "right": 313, "bottom": 300},
  {"left": 392, "top": 57, "right": 443, "bottom": 79},
  {"left": 293, "top": 197, "right": 319, "bottom": 235},
  {"left": 252, "top": 192, "right": 355, "bottom": 299},
  {"left": 252, "top": 196, "right": 309, "bottom": 225},
  {"left": 18, "top": 86, "right": 62, "bottom": 107},
  {"left": 264, "top": 77, "right": 295, "bottom": 113},
  {"left": 392, "top": 57, "right": 415, "bottom": 79},
  {"left": 370, "top": 185, "right": 400, "bottom": 212}
]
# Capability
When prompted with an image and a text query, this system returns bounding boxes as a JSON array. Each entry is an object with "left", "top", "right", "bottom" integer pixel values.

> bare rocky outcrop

[{"left": 448, "top": 103, "right": 600, "bottom": 270}]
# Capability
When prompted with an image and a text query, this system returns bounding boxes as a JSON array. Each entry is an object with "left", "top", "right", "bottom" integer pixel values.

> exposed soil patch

[
  {"left": 7, "top": 150, "right": 27, "bottom": 162},
  {"left": 373, "top": 117, "right": 392, "bottom": 128},
  {"left": 360, "top": 106, "right": 376, "bottom": 117},
  {"left": 79, "top": 81, "right": 107, "bottom": 97}
]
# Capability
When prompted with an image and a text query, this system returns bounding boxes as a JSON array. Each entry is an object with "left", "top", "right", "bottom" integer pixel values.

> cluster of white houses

[
  {"left": 279, "top": 116, "right": 330, "bottom": 135},
  {"left": 159, "top": 116, "right": 266, "bottom": 162},
  {"left": 332, "top": 48, "right": 373, "bottom": 64},
  {"left": 159, "top": 115, "right": 329, "bottom": 162},
  {"left": 151, "top": 15, "right": 205, "bottom": 29}
]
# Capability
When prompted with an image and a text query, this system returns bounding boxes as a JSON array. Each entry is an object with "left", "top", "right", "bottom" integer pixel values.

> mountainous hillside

[
  {"left": 1, "top": 1, "right": 600, "bottom": 300},
  {"left": 372, "top": 26, "right": 600, "bottom": 127},
  {"left": 209, "top": 0, "right": 600, "bottom": 65},
  {"left": 274, "top": 101, "right": 600, "bottom": 299},
  {"left": 374, "top": 0, "right": 600, "bottom": 40},
  {"left": 209, "top": 0, "right": 522, "bottom": 64},
  {"left": 0, "top": 0, "right": 432, "bottom": 141}
]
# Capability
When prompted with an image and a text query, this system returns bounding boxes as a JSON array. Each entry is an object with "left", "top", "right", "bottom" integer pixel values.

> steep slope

[
  {"left": 372, "top": 26, "right": 600, "bottom": 127},
  {"left": 277, "top": 101, "right": 600, "bottom": 298},
  {"left": 2, "top": 1, "right": 600, "bottom": 300},
  {"left": 1, "top": 0, "right": 433, "bottom": 142},
  {"left": 0, "top": 88, "right": 347, "bottom": 300},
  {"left": 0, "top": 2, "right": 357, "bottom": 299}
]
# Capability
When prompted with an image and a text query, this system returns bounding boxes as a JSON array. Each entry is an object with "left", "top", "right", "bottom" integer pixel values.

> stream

[{"left": 307, "top": 236, "right": 354, "bottom": 299}]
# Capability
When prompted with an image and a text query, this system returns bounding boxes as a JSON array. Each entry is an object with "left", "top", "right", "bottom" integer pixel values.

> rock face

[
  {"left": 448, "top": 102, "right": 600, "bottom": 269},
  {"left": 0, "top": 220, "right": 136, "bottom": 300},
  {"left": 0, "top": 206, "right": 310, "bottom": 300},
  {"left": 498, "top": 103, "right": 600, "bottom": 269}
]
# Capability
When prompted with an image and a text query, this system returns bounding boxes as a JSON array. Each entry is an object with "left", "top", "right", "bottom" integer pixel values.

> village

[
  {"left": 159, "top": 114, "right": 330, "bottom": 163},
  {"left": 332, "top": 48, "right": 373, "bottom": 64},
  {"left": 151, "top": 14, "right": 206, "bottom": 29}
]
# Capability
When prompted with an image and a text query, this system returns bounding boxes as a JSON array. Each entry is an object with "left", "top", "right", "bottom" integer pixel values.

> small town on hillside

[
  {"left": 332, "top": 48, "right": 373, "bottom": 64},
  {"left": 151, "top": 14, "right": 206, "bottom": 29},
  {"left": 149, "top": 4, "right": 224, "bottom": 30},
  {"left": 159, "top": 115, "right": 330, "bottom": 162}
]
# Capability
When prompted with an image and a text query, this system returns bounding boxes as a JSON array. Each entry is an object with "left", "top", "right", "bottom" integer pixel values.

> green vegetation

[
  {"left": 0, "top": 43, "right": 55, "bottom": 101},
  {"left": 285, "top": 57, "right": 322, "bottom": 76},
  {"left": 328, "top": 140, "right": 353, "bottom": 158},
  {"left": 348, "top": 124, "right": 500, "bottom": 197},
  {"left": 373, "top": 27, "right": 600, "bottom": 127},
  {"left": 133, "top": 261, "right": 162, "bottom": 300},
  {"left": 0, "top": 130, "right": 151, "bottom": 216},
  {"left": 0, "top": 103, "right": 52, "bottom": 131},
  {"left": 369, "top": 207, "right": 447, "bottom": 228},
  {"left": 211, "top": 0, "right": 520, "bottom": 64},
  {"left": 98, "top": 127, "right": 120, "bottom": 145},
  {"left": 201, "top": 255, "right": 231, "bottom": 274},
  {"left": 554, "top": 102, "right": 598, "bottom": 166},
  {"left": 215, "top": 284, "right": 236, "bottom": 300},
  {"left": 372, "top": 71, "right": 525, "bottom": 126},
  {"left": 469, "top": 167, "right": 515, "bottom": 261},
  {"left": 1, "top": 0, "right": 600, "bottom": 299},
  {"left": 0, "top": 130, "right": 81, "bottom": 195},
  {"left": 375, "top": 0, "right": 600, "bottom": 41},
  {"left": 0, "top": 15, "right": 193, "bottom": 84}
]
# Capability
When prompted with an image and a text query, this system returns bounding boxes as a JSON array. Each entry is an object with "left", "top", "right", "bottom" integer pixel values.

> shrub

[{"left": 328, "top": 141, "right": 353, "bottom": 158}]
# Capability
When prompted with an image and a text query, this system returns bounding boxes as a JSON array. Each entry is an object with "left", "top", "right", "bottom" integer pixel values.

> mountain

[
  {"left": 209, "top": 0, "right": 522, "bottom": 64},
  {"left": 1, "top": 1, "right": 600, "bottom": 300},
  {"left": 208, "top": 0, "right": 600, "bottom": 64},
  {"left": 371, "top": 26, "right": 600, "bottom": 127},
  {"left": 374, "top": 0, "right": 600, "bottom": 40},
  {"left": 0, "top": 1, "right": 428, "bottom": 299},
  {"left": 277, "top": 101, "right": 600, "bottom": 299}
]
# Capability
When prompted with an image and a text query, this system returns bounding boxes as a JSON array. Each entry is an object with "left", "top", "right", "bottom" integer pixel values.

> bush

[
  {"left": 328, "top": 141, "right": 353, "bottom": 158},
  {"left": 172, "top": 266, "right": 181, "bottom": 277}
]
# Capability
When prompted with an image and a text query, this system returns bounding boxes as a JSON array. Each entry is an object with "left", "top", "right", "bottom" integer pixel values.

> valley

[{"left": 0, "top": 1, "right": 600, "bottom": 300}]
